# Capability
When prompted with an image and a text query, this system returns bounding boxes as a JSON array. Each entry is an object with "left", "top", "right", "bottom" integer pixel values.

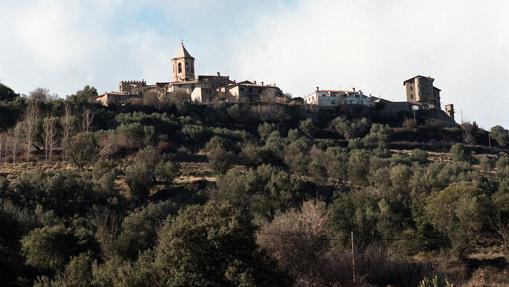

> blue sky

[{"left": 0, "top": 0, "right": 508, "bottom": 128}]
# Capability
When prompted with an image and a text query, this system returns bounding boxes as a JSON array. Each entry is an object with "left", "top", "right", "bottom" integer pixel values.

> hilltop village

[
  {"left": 3, "top": 42, "right": 509, "bottom": 287},
  {"left": 96, "top": 43, "right": 456, "bottom": 124}
]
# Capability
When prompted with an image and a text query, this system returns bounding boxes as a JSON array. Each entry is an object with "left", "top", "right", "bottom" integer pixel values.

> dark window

[
  {"left": 410, "top": 95, "right": 414, "bottom": 99},
  {"left": 240, "top": 87, "right": 244, "bottom": 92},
  {"left": 249, "top": 88, "right": 253, "bottom": 93},
  {"left": 178, "top": 63, "right": 182, "bottom": 73}
]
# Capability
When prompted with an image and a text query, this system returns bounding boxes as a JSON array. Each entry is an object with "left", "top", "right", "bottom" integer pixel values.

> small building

[
  {"left": 189, "top": 73, "right": 235, "bottom": 103},
  {"left": 224, "top": 81, "right": 283, "bottom": 103},
  {"left": 119, "top": 80, "right": 146, "bottom": 94},
  {"left": 95, "top": 92, "right": 143, "bottom": 106},
  {"left": 445, "top": 104, "right": 455, "bottom": 119},
  {"left": 197, "top": 74, "right": 232, "bottom": 90},
  {"left": 167, "top": 80, "right": 198, "bottom": 94},
  {"left": 191, "top": 86, "right": 217, "bottom": 104},
  {"left": 155, "top": 82, "right": 170, "bottom": 89},
  {"left": 404, "top": 75, "right": 441, "bottom": 109},
  {"left": 303, "top": 87, "right": 374, "bottom": 108}
]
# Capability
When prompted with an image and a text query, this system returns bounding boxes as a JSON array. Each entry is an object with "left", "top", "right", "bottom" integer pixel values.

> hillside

[{"left": 1, "top": 85, "right": 509, "bottom": 286}]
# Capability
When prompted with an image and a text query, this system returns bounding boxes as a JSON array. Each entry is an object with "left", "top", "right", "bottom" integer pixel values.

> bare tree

[
  {"left": 28, "top": 88, "right": 58, "bottom": 102},
  {"left": 97, "top": 132, "right": 116, "bottom": 158},
  {"left": 258, "top": 201, "right": 331, "bottom": 286},
  {"left": 143, "top": 89, "right": 165, "bottom": 109},
  {"left": 43, "top": 116, "right": 57, "bottom": 160},
  {"left": 3, "top": 135, "right": 7, "bottom": 165},
  {"left": 29, "top": 87, "right": 57, "bottom": 102},
  {"left": 170, "top": 90, "right": 191, "bottom": 104},
  {"left": 9, "top": 124, "right": 21, "bottom": 164},
  {"left": 29, "top": 87, "right": 50, "bottom": 101},
  {"left": 81, "top": 109, "right": 94, "bottom": 133},
  {"left": 20, "top": 101, "right": 39, "bottom": 163},
  {"left": 0, "top": 133, "right": 5, "bottom": 165},
  {"left": 62, "top": 102, "right": 73, "bottom": 159}
]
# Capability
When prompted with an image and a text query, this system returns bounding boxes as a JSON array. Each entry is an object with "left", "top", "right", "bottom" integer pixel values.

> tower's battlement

[
  {"left": 120, "top": 80, "right": 146, "bottom": 84},
  {"left": 119, "top": 80, "right": 146, "bottom": 93}
]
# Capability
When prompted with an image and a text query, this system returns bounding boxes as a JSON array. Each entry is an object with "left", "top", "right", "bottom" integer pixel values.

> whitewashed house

[{"left": 303, "top": 87, "right": 374, "bottom": 108}]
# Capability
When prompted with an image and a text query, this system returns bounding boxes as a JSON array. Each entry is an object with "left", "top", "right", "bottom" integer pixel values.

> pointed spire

[{"left": 174, "top": 41, "right": 193, "bottom": 59}]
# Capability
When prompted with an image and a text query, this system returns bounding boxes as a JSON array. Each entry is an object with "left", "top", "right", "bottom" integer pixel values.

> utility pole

[{"left": 351, "top": 231, "right": 355, "bottom": 284}]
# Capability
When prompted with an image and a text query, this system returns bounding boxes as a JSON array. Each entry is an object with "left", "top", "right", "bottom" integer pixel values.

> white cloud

[
  {"left": 0, "top": 0, "right": 280, "bottom": 96},
  {"left": 0, "top": 0, "right": 507, "bottom": 128},
  {"left": 0, "top": 0, "right": 179, "bottom": 96},
  {"left": 231, "top": 0, "right": 509, "bottom": 128}
]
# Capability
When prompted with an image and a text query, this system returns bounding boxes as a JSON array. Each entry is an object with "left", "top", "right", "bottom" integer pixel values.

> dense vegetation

[{"left": 1, "top": 84, "right": 509, "bottom": 286}]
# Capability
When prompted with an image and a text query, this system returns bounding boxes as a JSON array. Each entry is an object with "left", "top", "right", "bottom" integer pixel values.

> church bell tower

[{"left": 171, "top": 42, "right": 195, "bottom": 82}]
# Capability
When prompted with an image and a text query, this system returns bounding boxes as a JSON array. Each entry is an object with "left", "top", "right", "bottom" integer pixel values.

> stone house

[
  {"left": 95, "top": 91, "right": 143, "bottom": 107},
  {"left": 222, "top": 81, "right": 282, "bottom": 103}
]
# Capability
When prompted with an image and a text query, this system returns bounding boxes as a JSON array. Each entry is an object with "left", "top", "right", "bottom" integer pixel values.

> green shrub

[
  {"left": 9, "top": 171, "right": 104, "bottom": 217},
  {"left": 284, "top": 137, "right": 311, "bottom": 175},
  {"left": 92, "top": 160, "right": 117, "bottom": 192},
  {"left": 330, "top": 117, "right": 371, "bottom": 139},
  {"left": 64, "top": 132, "right": 100, "bottom": 169},
  {"left": 154, "top": 160, "right": 180, "bottom": 184},
  {"left": 299, "top": 118, "right": 317, "bottom": 137},
  {"left": 450, "top": 144, "right": 466, "bottom": 162},
  {"left": 125, "top": 147, "right": 161, "bottom": 200},
  {"left": 116, "top": 201, "right": 178, "bottom": 259},
  {"left": 34, "top": 253, "right": 94, "bottom": 287},
  {"left": 258, "top": 122, "right": 277, "bottom": 140},
  {"left": 491, "top": 125, "right": 509, "bottom": 147},
  {"left": 207, "top": 146, "right": 234, "bottom": 175},
  {"left": 348, "top": 149, "right": 370, "bottom": 185},
  {"left": 21, "top": 224, "right": 96, "bottom": 271},
  {"left": 425, "top": 183, "right": 492, "bottom": 256},
  {"left": 410, "top": 149, "right": 429, "bottom": 164},
  {"left": 154, "top": 202, "right": 289, "bottom": 286}
]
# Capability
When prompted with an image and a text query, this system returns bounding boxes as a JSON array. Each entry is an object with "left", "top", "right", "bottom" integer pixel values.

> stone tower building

[
  {"left": 404, "top": 75, "right": 441, "bottom": 109},
  {"left": 171, "top": 42, "right": 195, "bottom": 82}
]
